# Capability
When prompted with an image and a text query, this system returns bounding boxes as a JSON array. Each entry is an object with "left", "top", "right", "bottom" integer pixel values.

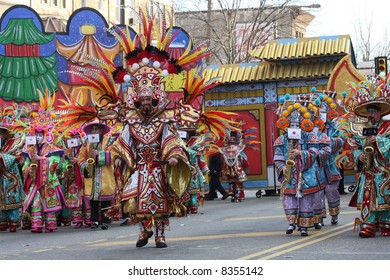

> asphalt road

[{"left": 0, "top": 189, "right": 389, "bottom": 261}]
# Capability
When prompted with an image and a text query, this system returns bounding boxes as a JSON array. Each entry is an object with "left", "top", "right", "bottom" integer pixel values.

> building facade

[
  {"left": 0, "top": 0, "right": 173, "bottom": 32},
  {"left": 203, "top": 35, "right": 363, "bottom": 193},
  {"left": 175, "top": 5, "right": 316, "bottom": 65}
]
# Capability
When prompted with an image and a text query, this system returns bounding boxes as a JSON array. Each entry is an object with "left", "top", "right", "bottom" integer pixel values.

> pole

[{"left": 120, "top": 0, "right": 125, "bottom": 25}]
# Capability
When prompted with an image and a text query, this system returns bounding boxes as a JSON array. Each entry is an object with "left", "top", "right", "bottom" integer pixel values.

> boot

[
  {"left": 380, "top": 222, "right": 390, "bottom": 236},
  {"left": 21, "top": 218, "right": 31, "bottom": 230},
  {"left": 45, "top": 213, "right": 58, "bottom": 232},
  {"left": 300, "top": 227, "right": 308, "bottom": 236},
  {"left": 155, "top": 224, "right": 167, "bottom": 248},
  {"left": 31, "top": 212, "right": 43, "bottom": 233},
  {"left": 331, "top": 215, "right": 338, "bottom": 225},
  {"left": 84, "top": 213, "right": 93, "bottom": 228},
  {"left": 0, "top": 219, "right": 7, "bottom": 231},
  {"left": 286, "top": 224, "right": 296, "bottom": 234},
  {"left": 136, "top": 229, "right": 153, "bottom": 247},
  {"left": 61, "top": 216, "right": 71, "bottom": 227},
  {"left": 359, "top": 222, "right": 376, "bottom": 238},
  {"left": 9, "top": 220, "right": 19, "bottom": 233},
  {"left": 314, "top": 223, "right": 322, "bottom": 230},
  {"left": 190, "top": 206, "right": 198, "bottom": 214},
  {"left": 155, "top": 235, "right": 167, "bottom": 248}
]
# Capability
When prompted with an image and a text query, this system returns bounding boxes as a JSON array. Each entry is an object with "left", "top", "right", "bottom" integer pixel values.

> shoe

[
  {"left": 314, "top": 223, "right": 322, "bottom": 230},
  {"left": 331, "top": 217, "right": 338, "bottom": 225},
  {"left": 101, "top": 223, "right": 108, "bottom": 230},
  {"left": 359, "top": 229, "right": 375, "bottom": 238},
  {"left": 221, "top": 193, "right": 229, "bottom": 200},
  {"left": 136, "top": 230, "right": 154, "bottom": 248},
  {"left": 155, "top": 236, "right": 168, "bottom": 248},
  {"left": 286, "top": 224, "right": 296, "bottom": 234},
  {"left": 300, "top": 228, "right": 308, "bottom": 236},
  {"left": 74, "top": 222, "right": 83, "bottom": 229},
  {"left": 212, "top": 193, "right": 218, "bottom": 198},
  {"left": 205, "top": 196, "right": 214, "bottom": 201},
  {"left": 90, "top": 222, "right": 99, "bottom": 229}
]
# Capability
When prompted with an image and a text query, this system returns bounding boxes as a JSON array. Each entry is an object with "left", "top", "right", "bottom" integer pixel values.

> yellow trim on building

[{"left": 249, "top": 35, "right": 351, "bottom": 60}]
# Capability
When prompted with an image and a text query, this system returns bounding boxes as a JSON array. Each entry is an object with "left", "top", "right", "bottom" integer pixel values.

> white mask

[{"left": 36, "top": 134, "right": 44, "bottom": 144}]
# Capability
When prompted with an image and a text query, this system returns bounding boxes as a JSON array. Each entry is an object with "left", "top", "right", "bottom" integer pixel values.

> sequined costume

[
  {"left": 219, "top": 139, "right": 248, "bottom": 202},
  {"left": 184, "top": 135, "right": 209, "bottom": 213},
  {"left": 22, "top": 141, "right": 65, "bottom": 233},
  {"left": 345, "top": 74, "right": 390, "bottom": 237},
  {"left": 274, "top": 94, "right": 331, "bottom": 236},
  {"left": 0, "top": 130, "right": 24, "bottom": 232}
]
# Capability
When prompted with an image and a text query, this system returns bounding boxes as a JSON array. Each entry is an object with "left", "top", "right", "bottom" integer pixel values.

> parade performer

[
  {"left": 21, "top": 90, "right": 66, "bottom": 233},
  {"left": 346, "top": 75, "right": 390, "bottom": 237},
  {"left": 274, "top": 94, "right": 331, "bottom": 236},
  {"left": 219, "top": 121, "right": 259, "bottom": 203},
  {"left": 78, "top": 120, "right": 118, "bottom": 230},
  {"left": 61, "top": 127, "right": 89, "bottom": 228},
  {"left": 183, "top": 132, "right": 210, "bottom": 214},
  {"left": 0, "top": 106, "right": 25, "bottom": 232},
  {"left": 313, "top": 89, "right": 345, "bottom": 226},
  {"left": 56, "top": 9, "right": 236, "bottom": 247},
  {"left": 219, "top": 129, "right": 249, "bottom": 202},
  {"left": 112, "top": 89, "right": 191, "bottom": 247}
]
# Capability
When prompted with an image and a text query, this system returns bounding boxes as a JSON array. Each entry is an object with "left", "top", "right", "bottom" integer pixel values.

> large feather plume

[{"left": 198, "top": 111, "right": 240, "bottom": 141}]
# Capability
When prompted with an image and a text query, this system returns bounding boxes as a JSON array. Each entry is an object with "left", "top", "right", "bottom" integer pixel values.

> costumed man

[
  {"left": 110, "top": 72, "right": 191, "bottom": 248},
  {"left": 313, "top": 89, "right": 345, "bottom": 226},
  {"left": 183, "top": 132, "right": 210, "bottom": 214},
  {"left": 21, "top": 98, "right": 66, "bottom": 233},
  {"left": 220, "top": 125, "right": 249, "bottom": 203},
  {"left": 62, "top": 128, "right": 89, "bottom": 228},
  {"left": 56, "top": 9, "right": 236, "bottom": 247},
  {"left": 274, "top": 94, "right": 331, "bottom": 236},
  {"left": 346, "top": 76, "right": 390, "bottom": 237},
  {"left": 0, "top": 111, "right": 25, "bottom": 232},
  {"left": 78, "top": 121, "right": 118, "bottom": 230}
]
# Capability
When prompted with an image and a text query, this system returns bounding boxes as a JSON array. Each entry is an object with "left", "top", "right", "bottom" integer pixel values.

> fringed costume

[
  {"left": 274, "top": 93, "right": 331, "bottom": 236},
  {"left": 345, "top": 75, "right": 390, "bottom": 237},
  {"left": 0, "top": 113, "right": 25, "bottom": 232}
]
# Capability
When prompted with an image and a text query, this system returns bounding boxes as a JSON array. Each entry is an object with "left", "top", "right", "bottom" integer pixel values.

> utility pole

[
  {"left": 120, "top": 0, "right": 125, "bottom": 25},
  {"left": 206, "top": 0, "right": 212, "bottom": 65}
]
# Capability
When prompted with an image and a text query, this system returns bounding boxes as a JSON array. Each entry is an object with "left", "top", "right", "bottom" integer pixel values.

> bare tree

[
  {"left": 353, "top": 9, "right": 390, "bottom": 61},
  {"left": 174, "top": 0, "right": 314, "bottom": 65}
]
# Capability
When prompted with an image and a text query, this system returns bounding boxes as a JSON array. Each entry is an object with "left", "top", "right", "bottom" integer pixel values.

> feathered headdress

[
  {"left": 107, "top": 9, "right": 212, "bottom": 82},
  {"left": 275, "top": 93, "right": 320, "bottom": 132},
  {"left": 0, "top": 103, "right": 31, "bottom": 133},
  {"left": 310, "top": 87, "right": 347, "bottom": 131},
  {"left": 28, "top": 88, "right": 62, "bottom": 144},
  {"left": 223, "top": 119, "right": 260, "bottom": 151},
  {"left": 348, "top": 73, "right": 390, "bottom": 117}
]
